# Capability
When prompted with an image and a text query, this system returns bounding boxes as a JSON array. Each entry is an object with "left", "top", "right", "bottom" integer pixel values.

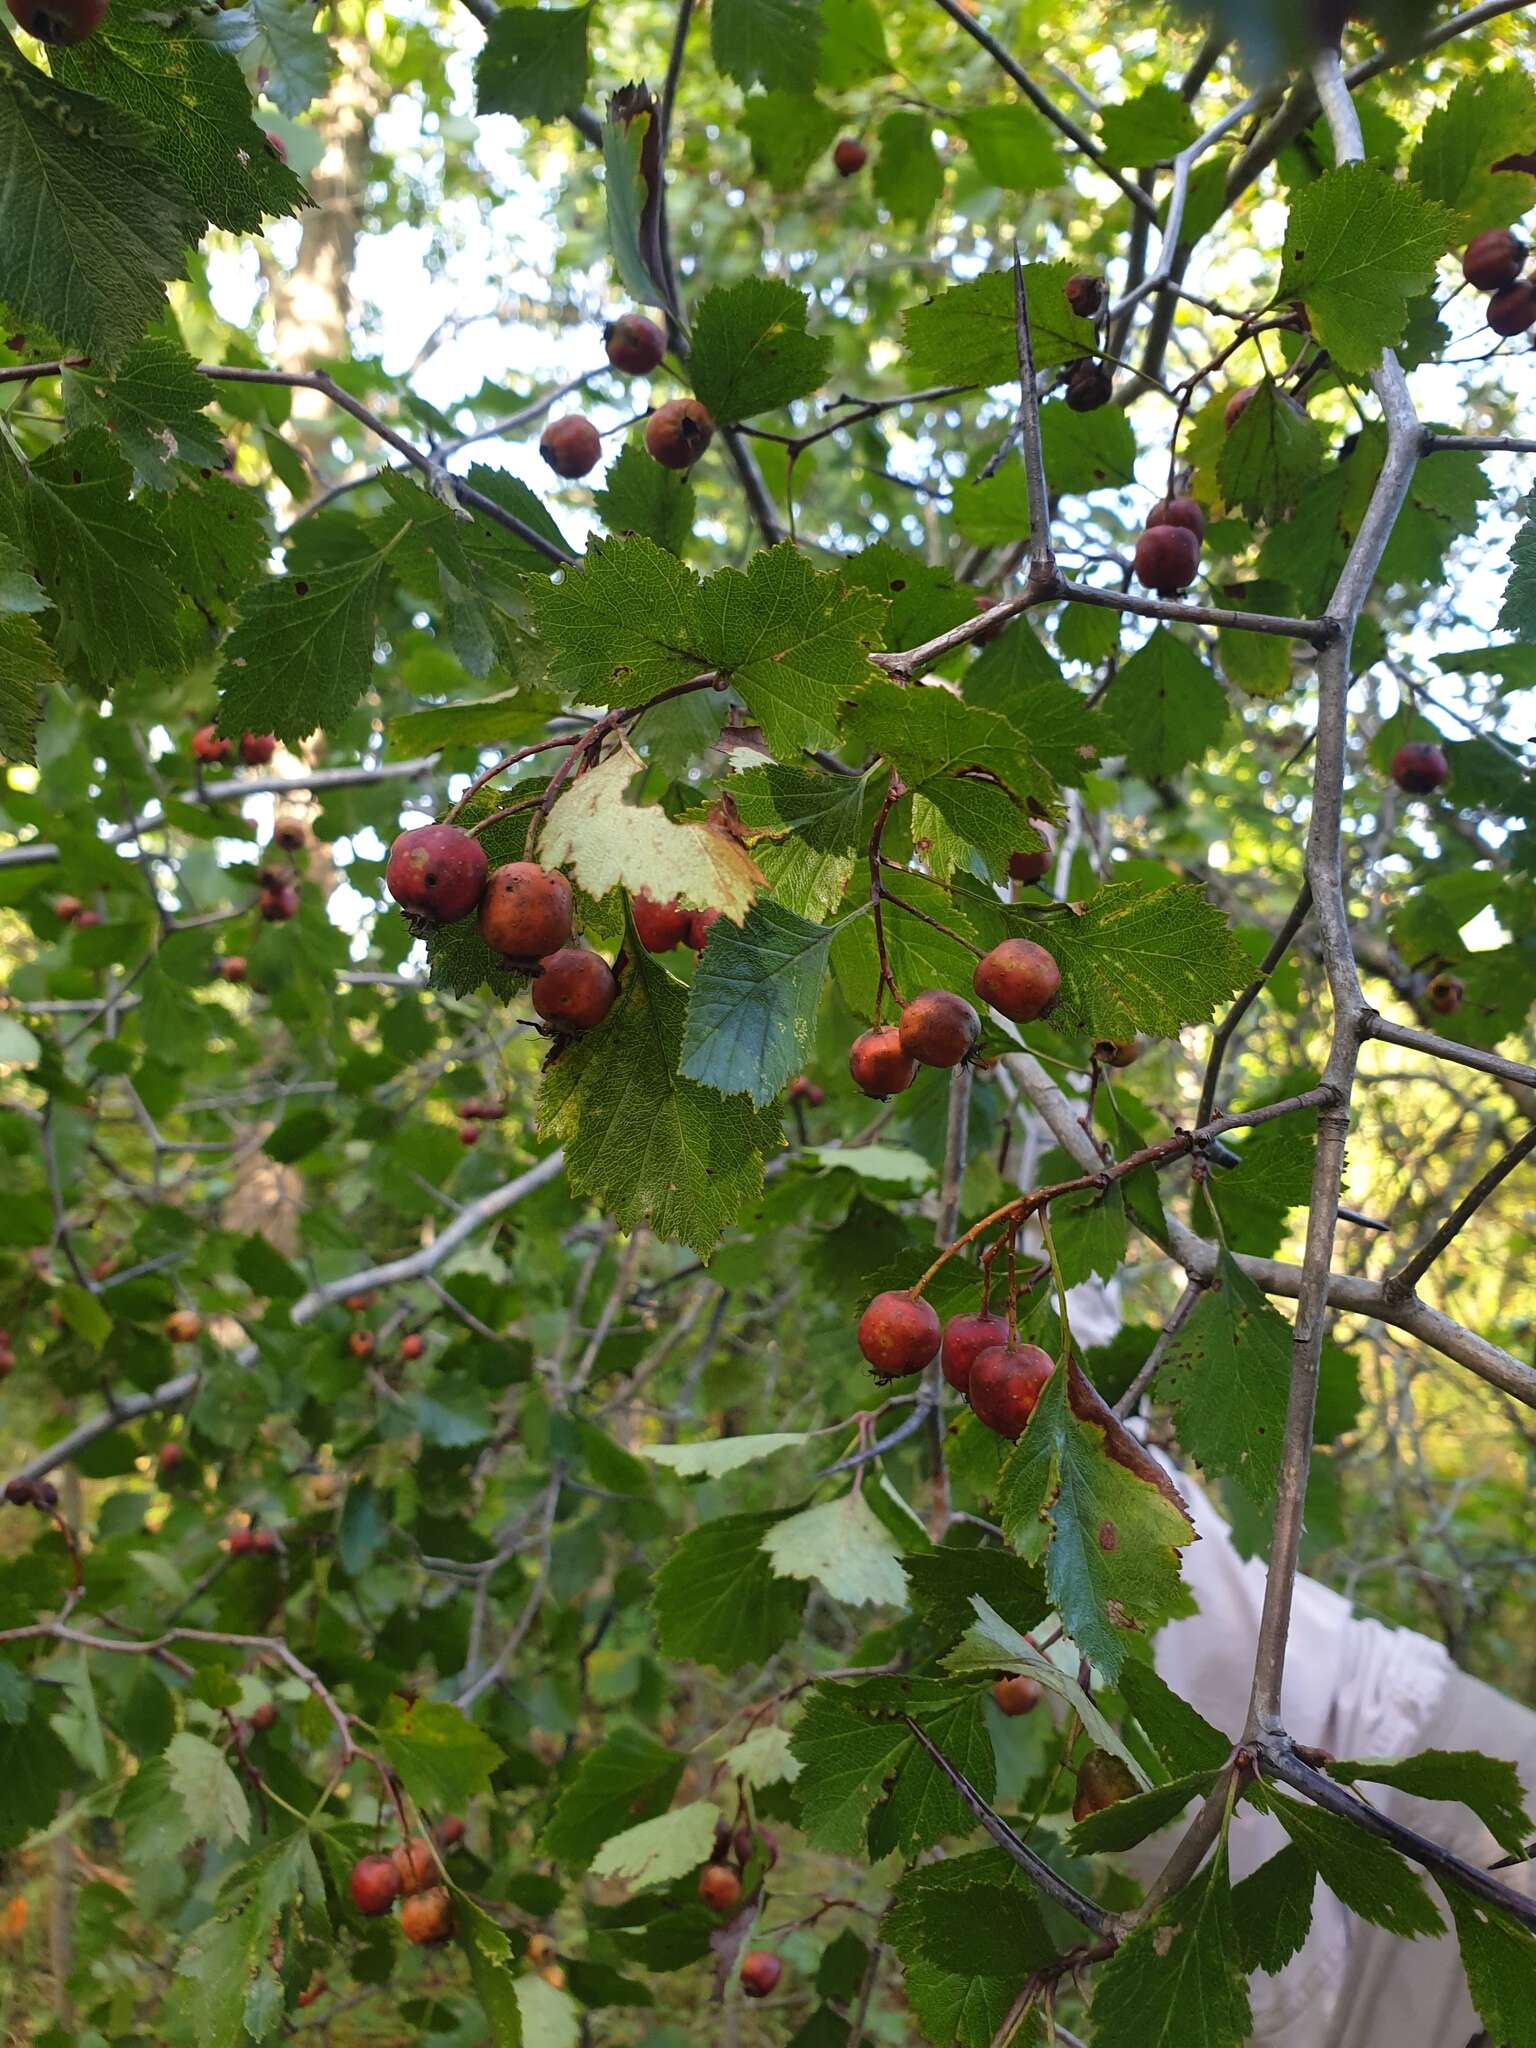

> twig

[
  {"left": 454, "top": 1468, "right": 563, "bottom": 1709},
  {"left": 1382, "top": 1125, "right": 1536, "bottom": 1303},
  {"left": 1361, "top": 1013, "right": 1536, "bottom": 1092},
  {"left": 1111, "top": 1281, "right": 1202, "bottom": 1420},
  {"left": 1009, "top": 244, "right": 1053, "bottom": 581},
  {"left": 1197, "top": 880, "right": 1314, "bottom": 1125}
]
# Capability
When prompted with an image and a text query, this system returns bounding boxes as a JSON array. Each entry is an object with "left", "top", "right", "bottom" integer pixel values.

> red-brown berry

[
  {"left": 260, "top": 883, "right": 299, "bottom": 923},
  {"left": 51, "top": 895, "right": 84, "bottom": 922},
  {"left": 1065, "top": 360, "right": 1112, "bottom": 412},
  {"left": 1488, "top": 281, "right": 1536, "bottom": 336},
  {"left": 157, "top": 1442, "right": 185, "bottom": 1477},
  {"left": 857, "top": 1291, "right": 942, "bottom": 1378},
  {"left": 993, "top": 1674, "right": 1043, "bottom": 1716},
  {"left": 249, "top": 1700, "right": 278, "bottom": 1731},
  {"left": 848, "top": 1025, "right": 918, "bottom": 1099},
  {"left": 1426, "top": 971, "right": 1463, "bottom": 1015},
  {"left": 833, "top": 137, "right": 867, "bottom": 177},
  {"left": 531, "top": 948, "right": 618, "bottom": 1033},
  {"left": 1462, "top": 228, "right": 1525, "bottom": 291},
  {"left": 787, "top": 1075, "right": 824, "bottom": 1107},
  {"left": 605, "top": 313, "right": 667, "bottom": 375},
  {"left": 191, "top": 723, "right": 232, "bottom": 764},
  {"left": 347, "top": 1331, "right": 374, "bottom": 1360},
  {"left": 478, "top": 861, "right": 573, "bottom": 961},
  {"left": 1064, "top": 273, "right": 1105, "bottom": 319},
  {"left": 5, "top": 0, "right": 108, "bottom": 41},
  {"left": 1071, "top": 1747, "right": 1139, "bottom": 1823},
  {"left": 969, "top": 1343, "right": 1053, "bottom": 1440},
  {"left": 392, "top": 1838, "right": 437, "bottom": 1896},
  {"left": 5, "top": 1478, "right": 38, "bottom": 1507},
  {"left": 435, "top": 1814, "right": 465, "bottom": 1848},
  {"left": 898, "top": 989, "right": 980, "bottom": 1068},
  {"left": 1094, "top": 1039, "right": 1140, "bottom": 1068},
  {"left": 1007, "top": 824, "right": 1055, "bottom": 885},
  {"left": 1390, "top": 741, "right": 1448, "bottom": 795},
  {"left": 386, "top": 824, "right": 490, "bottom": 926},
  {"left": 1133, "top": 522, "right": 1201, "bottom": 595},
  {"left": 400, "top": 1885, "right": 454, "bottom": 1946},
  {"left": 644, "top": 397, "right": 715, "bottom": 471},
  {"left": 941, "top": 1310, "right": 1009, "bottom": 1395},
  {"left": 632, "top": 893, "right": 691, "bottom": 951},
  {"left": 400, "top": 1333, "right": 426, "bottom": 1361},
  {"left": 349, "top": 1853, "right": 401, "bottom": 1916},
  {"left": 1146, "top": 495, "right": 1206, "bottom": 541},
  {"left": 972, "top": 939, "right": 1060, "bottom": 1023},
  {"left": 217, "top": 955, "right": 247, "bottom": 984},
  {"left": 698, "top": 1862, "right": 743, "bottom": 1911},
  {"left": 164, "top": 1309, "right": 202, "bottom": 1344},
  {"left": 540, "top": 415, "right": 602, "bottom": 478},
  {"left": 685, "top": 906, "right": 720, "bottom": 951},
  {"left": 239, "top": 733, "right": 276, "bottom": 767},
  {"left": 740, "top": 1951, "right": 782, "bottom": 1998}
]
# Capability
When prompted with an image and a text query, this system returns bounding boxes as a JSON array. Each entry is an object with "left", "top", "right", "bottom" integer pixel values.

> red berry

[
  {"left": 250, "top": 1529, "right": 278, "bottom": 1556},
  {"left": 1007, "top": 824, "right": 1055, "bottom": 884},
  {"left": 1133, "top": 523, "right": 1200, "bottom": 596},
  {"left": 787, "top": 1075, "right": 824, "bottom": 1106},
  {"left": 51, "top": 895, "right": 84, "bottom": 922},
  {"left": 531, "top": 948, "right": 618, "bottom": 1032},
  {"left": 1463, "top": 228, "right": 1525, "bottom": 292},
  {"left": 632, "top": 893, "right": 691, "bottom": 951},
  {"left": 478, "top": 861, "right": 573, "bottom": 961},
  {"left": 434, "top": 1814, "right": 465, "bottom": 1848},
  {"left": 386, "top": 824, "right": 490, "bottom": 926},
  {"left": 349, "top": 1854, "right": 401, "bottom": 1917},
  {"left": 644, "top": 397, "right": 715, "bottom": 471},
  {"left": 857, "top": 1291, "right": 942, "bottom": 1379},
  {"left": 5, "top": 1478, "right": 38, "bottom": 1507},
  {"left": 35, "top": 1480, "right": 58, "bottom": 1509},
  {"left": 941, "top": 1310, "right": 1009, "bottom": 1395},
  {"left": 217, "top": 955, "right": 247, "bottom": 984},
  {"left": 239, "top": 733, "right": 276, "bottom": 767},
  {"left": 1487, "top": 281, "right": 1536, "bottom": 336},
  {"left": 228, "top": 1529, "right": 256, "bottom": 1555},
  {"left": 1072, "top": 1748, "right": 1139, "bottom": 1823},
  {"left": 191, "top": 723, "right": 232, "bottom": 764},
  {"left": 969, "top": 1344, "right": 1054, "bottom": 1440},
  {"left": 344, "top": 1294, "right": 374, "bottom": 1312},
  {"left": 972, "top": 939, "right": 1060, "bottom": 1023},
  {"left": 993, "top": 1674, "right": 1043, "bottom": 1716},
  {"left": 685, "top": 906, "right": 719, "bottom": 951},
  {"left": 347, "top": 1331, "right": 374, "bottom": 1360},
  {"left": 833, "top": 137, "right": 867, "bottom": 177},
  {"left": 157, "top": 1442, "right": 184, "bottom": 1476},
  {"left": 605, "top": 313, "right": 666, "bottom": 375},
  {"left": 400, "top": 1333, "right": 425, "bottom": 1361},
  {"left": 249, "top": 1700, "right": 278, "bottom": 1731},
  {"left": 73, "top": 909, "right": 101, "bottom": 928},
  {"left": 740, "top": 1951, "right": 782, "bottom": 1998},
  {"left": 1064, "top": 360, "right": 1112, "bottom": 412},
  {"left": 1390, "top": 741, "right": 1448, "bottom": 795},
  {"left": 260, "top": 883, "right": 299, "bottom": 923},
  {"left": 391, "top": 1838, "right": 437, "bottom": 1896},
  {"left": 5, "top": 0, "right": 107, "bottom": 40},
  {"left": 1146, "top": 495, "right": 1206, "bottom": 541},
  {"left": 264, "top": 131, "right": 288, "bottom": 165},
  {"left": 898, "top": 989, "right": 980, "bottom": 1068},
  {"left": 1426, "top": 971, "right": 1463, "bottom": 1015},
  {"left": 697, "top": 1862, "right": 743, "bottom": 1911},
  {"left": 459, "top": 1123, "right": 480, "bottom": 1147},
  {"left": 164, "top": 1309, "right": 202, "bottom": 1344},
  {"left": 848, "top": 1025, "right": 918, "bottom": 1099},
  {"left": 1064, "top": 272, "right": 1104, "bottom": 318},
  {"left": 400, "top": 1884, "right": 453, "bottom": 1947},
  {"left": 540, "top": 415, "right": 602, "bottom": 478},
  {"left": 0, "top": 1350, "right": 14, "bottom": 1378}
]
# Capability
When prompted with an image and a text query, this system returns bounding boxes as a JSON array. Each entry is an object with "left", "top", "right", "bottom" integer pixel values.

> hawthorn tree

[{"left": 1, "top": 0, "right": 1535, "bottom": 2041}]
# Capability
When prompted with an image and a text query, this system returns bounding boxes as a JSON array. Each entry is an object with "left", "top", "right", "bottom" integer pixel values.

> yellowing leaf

[
  {"left": 588, "top": 1798, "right": 722, "bottom": 1889},
  {"left": 762, "top": 1491, "right": 909, "bottom": 1608}
]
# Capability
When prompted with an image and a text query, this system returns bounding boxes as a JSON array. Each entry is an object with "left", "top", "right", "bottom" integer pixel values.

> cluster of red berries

[
  {"left": 1133, "top": 494, "right": 1205, "bottom": 597},
  {"left": 847, "top": 934, "right": 1060, "bottom": 1101},
  {"left": 51, "top": 894, "right": 100, "bottom": 930},
  {"left": 348, "top": 1838, "right": 454, "bottom": 1946},
  {"left": 538, "top": 312, "right": 715, "bottom": 481},
  {"left": 1463, "top": 229, "right": 1536, "bottom": 337},
  {"left": 229, "top": 1525, "right": 279, "bottom": 1558},
  {"left": 257, "top": 862, "right": 299, "bottom": 924},
  {"left": 5, "top": 1474, "right": 59, "bottom": 1510},
  {"left": 457, "top": 1095, "right": 505, "bottom": 1147},
  {"left": 857, "top": 1291, "right": 1055, "bottom": 1441},
  {"left": 192, "top": 723, "right": 276, "bottom": 770},
  {"left": 1059, "top": 274, "right": 1111, "bottom": 411}
]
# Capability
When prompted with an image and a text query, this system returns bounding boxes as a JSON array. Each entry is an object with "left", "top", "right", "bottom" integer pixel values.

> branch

[
  {"left": 1423, "top": 432, "right": 1536, "bottom": 456},
  {"left": 289, "top": 1153, "right": 566, "bottom": 1325},
  {"left": 1362, "top": 1012, "right": 1536, "bottom": 1092},
  {"left": 899, "top": 1716, "right": 1109, "bottom": 1933},
  {"left": 1009, "top": 244, "right": 1053, "bottom": 581},
  {"left": 1197, "top": 880, "right": 1314, "bottom": 1125},
  {"left": 721, "top": 425, "right": 788, "bottom": 545},
  {"left": 1382, "top": 1123, "right": 1536, "bottom": 1303}
]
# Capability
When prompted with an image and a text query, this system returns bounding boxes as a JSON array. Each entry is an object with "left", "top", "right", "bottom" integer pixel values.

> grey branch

[{"left": 1383, "top": 1124, "right": 1536, "bottom": 1303}]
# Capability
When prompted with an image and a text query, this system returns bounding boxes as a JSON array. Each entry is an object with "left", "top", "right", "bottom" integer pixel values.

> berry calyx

[
  {"left": 972, "top": 938, "right": 1060, "bottom": 1024},
  {"left": 740, "top": 1951, "right": 782, "bottom": 1999},
  {"left": 1064, "top": 359, "right": 1112, "bottom": 412},
  {"left": 631, "top": 893, "right": 692, "bottom": 952},
  {"left": 386, "top": 825, "right": 490, "bottom": 926},
  {"left": 1426, "top": 971, "right": 1464, "bottom": 1015},
  {"left": 392, "top": 1838, "right": 437, "bottom": 1896},
  {"left": 347, "top": 1331, "right": 374, "bottom": 1360},
  {"left": 605, "top": 312, "right": 667, "bottom": 375},
  {"left": 164, "top": 1309, "right": 201, "bottom": 1344},
  {"left": 941, "top": 1309, "right": 1010, "bottom": 1395},
  {"left": 217, "top": 955, "right": 247, "bottom": 984},
  {"left": 1064, "top": 272, "right": 1105, "bottom": 319},
  {"left": 992, "top": 1674, "right": 1043, "bottom": 1716},
  {"left": 1093, "top": 1039, "right": 1140, "bottom": 1068},
  {"left": 400, "top": 1333, "right": 426, "bottom": 1361},
  {"left": 400, "top": 1885, "right": 454, "bottom": 1946},
  {"left": 478, "top": 861, "right": 574, "bottom": 962},
  {"left": 1390, "top": 740, "right": 1448, "bottom": 795},
  {"left": 697, "top": 1861, "right": 744, "bottom": 1911},
  {"left": 6, "top": 0, "right": 108, "bottom": 42},
  {"left": 1071, "top": 1747, "right": 1139, "bottom": 1824},
  {"left": 191, "top": 723, "right": 232, "bottom": 764},
  {"left": 1146, "top": 495, "right": 1206, "bottom": 541},
  {"left": 239, "top": 732, "right": 276, "bottom": 767},
  {"left": 458, "top": 1118, "right": 479, "bottom": 1140},
  {"left": 833, "top": 137, "right": 867, "bottom": 177},
  {"left": 1133, "top": 522, "right": 1200, "bottom": 596},
  {"left": 685, "top": 906, "right": 719, "bottom": 950},
  {"left": 1487, "top": 280, "right": 1536, "bottom": 337},
  {"left": 898, "top": 989, "right": 981, "bottom": 1069},
  {"left": 1462, "top": 228, "right": 1525, "bottom": 292},
  {"left": 526, "top": 1933, "right": 557, "bottom": 1966},
  {"left": 857, "top": 1291, "right": 942, "bottom": 1379},
  {"left": 969, "top": 1343, "right": 1054, "bottom": 1440},
  {"left": 531, "top": 948, "right": 619, "bottom": 1033},
  {"left": 644, "top": 397, "right": 715, "bottom": 471},
  {"left": 1007, "top": 824, "right": 1055, "bottom": 885},
  {"left": 539, "top": 415, "right": 602, "bottom": 478},
  {"left": 848, "top": 1025, "right": 918, "bottom": 1099},
  {"left": 349, "top": 1854, "right": 401, "bottom": 1916}
]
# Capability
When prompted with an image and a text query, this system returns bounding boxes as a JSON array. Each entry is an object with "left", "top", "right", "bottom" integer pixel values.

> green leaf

[
  {"left": 594, "top": 438, "right": 695, "bottom": 555},
  {"left": 539, "top": 943, "right": 781, "bottom": 1257},
  {"left": 1067, "top": 1769, "right": 1218, "bottom": 1855},
  {"left": 247, "top": 0, "right": 334, "bottom": 118},
  {"left": 1042, "top": 881, "right": 1252, "bottom": 1040},
  {"left": 729, "top": 762, "right": 876, "bottom": 920},
  {"left": 475, "top": 4, "right": 591, "bottom": 119},
  {"left": 0, "top": 612, "right": 57, "bottom": 764},
  {"left": 1116, "top": 1659, "right": 1231, "bottom": 1775},
  {"left": 1328, "top": 1749, "right": 1532, "bottom": 1859},
  {"left": 902, "top": 263, "right": 1095, "bottom": 386},
  {"left": 54, "top": 20, "right": 308, "bottom": 236},
  {"left": 638, "top": 1431, "right": 811, "bottom": 1478},
  {"left": 681, "top": 898, "right": 845, "bottom": 1105},
  {"left": 761, "top": 1490, "right": 909, "bottom": 1607},
  {"left": 164, "top": 1732, "right": 250, "bottom": 1850},
  {"left": 796, "top": 1677, "right": 996, "bottom": 1857},
  {"left": 1089, "top": 1846, "right": 1252, "bottom": 2048},
  {"left": 1104, "top": 627, "right": 1230, "bottom": 781},
  {"left": 965, "top": 626, "right": 1110, "bottom": 787},
  {"left": 1499, "top": 492, "right": 1536, "bottom": 637},
  {"left": 1154, "top": 1252, "right": 1292, "bottom": 1508},
  {"left": 695, "top": 544, "right": 887, "bottom": 760},
  {"left": 0, "top": 1704, "right": 75, "bottom": 1849},
  {"left": 1443, "top": 1887, "right": 1536, "bottom": 2048},
  {"left": 1098, "top": 83, "right": 1197, "bottom": 164},
  {"left": 589, "top": 1798, "right": 722, "bottom": 1890},
  {"left": 377, "top": 1698, "right": 505, "bottom": 1811},
  {"left": 1039, "top": 397, "right": 1140, "bottom": 495},
  {"left": 1228, "top": 1843, "right": 1317, "bottom": 1976},
  {"left": 540, "top": 1725, "right": 685, "bottom": 1867},
  {"left": 901, "top": 1546, "right": 1049, "bottom": 1647},
  {"left": 528, "top": 534, "right": 704, "bottom": 710},
  {"left": 950, "top": 464, "right": 1031, "bottom": 545},
  {"left": 1410, "top": 68, "right": 1536, "bottom": 234},
  {"left": 816, "top": 0, "right": 891, "bottom": 88},
  {"left": 958, "top": 104, "right": 1057, "bottom": 191},
  {"left": 652, "top": 1510, "right": 809, "bottom": 1670},
  {"left": 61, "top": 339, "right": 226, "bottom": 490},
  {"left": 148, "top": 471, "right": 270, "bottom": 629},
  {"left": 1267, "top": 1791, "right": 1444, "bottom": 1937},
  {"left": 689, "top": 278, "right": 831, "bottom": 425},
  {"left": 883, "top": 1851, "right": 1053, "bottom": 2048},
  {"left": 1215, "top": 381, "right": 1324, "bottom": 523},
  {"left": 742, "top": 89, "right": 842, "bottom": 191},
  {"left": 1275, "top": 162, "right": 1453, "bottom": 376},
  {"left": 995, "top": 1360, "right": 1195, "bottom": 1679},
  {"left": 173, "top": 1893, "right": 269, "bottom": 2048},
  {"left": 875, "top": 109, "right": 944, "bottom": 225},
  {"left": 0, "top": 35, "right": 206, "bottom": 365},
  {"left": 262, "top": 1107, "right": 333, "bottom": 1164},
  {"left": 945, "top": 1600, "right": 1147, "bottom": 1775},
  {"left": 1204, "top": 1103, "right": 1318, "bottom": 1257},
  {"left": 216, "top": 520, "right": 406, "bottom": 743},
  {"left": 457, "top": 1898, "right": 526, "bottom": 2047},
  {"left": 711, "top": 0, "right": 821, "bottom": 93}
]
